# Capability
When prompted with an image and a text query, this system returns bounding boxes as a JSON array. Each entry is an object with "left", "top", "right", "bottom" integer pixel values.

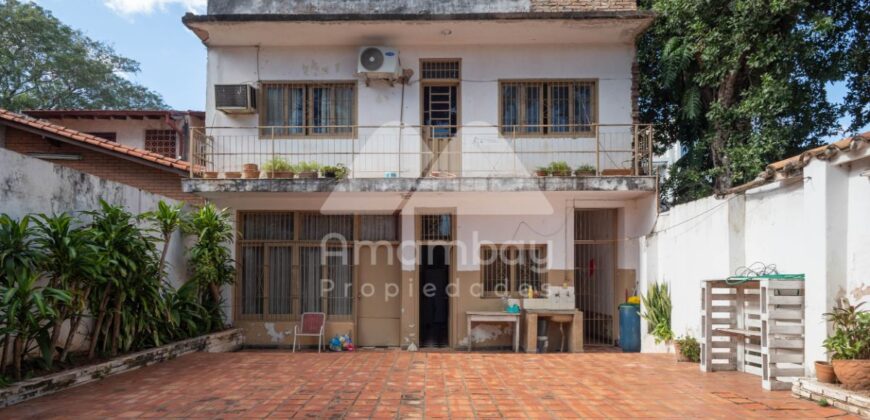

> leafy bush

[
  {"left": 575, "top": 164, "right": 596, "bottom": 173},
  {"left": 823, "top": 299, "right": 870, "bottom": 360},
  {"left": 548, "top": 161, "right": 572, "bottom": 174},
  {"left": 322, "top": 164, "right": 348, "bottom": 179},
  {"left": 675, "top": 335, "right": 700, "bottom": 362},
  {"left": 262, "top": 157, "right": 293, "bottom": 173},
  {"left": 294, "top": 161, "right": 321, "bottom": 173},
  {"left": 183, "top": 204, "right": 235, "bottom": 329},
  {"left": 535, "top": 166, "right": 552, "bottom": 175},
  {"left": 642, "top": 282, "right": 673, "bottom": 343}
]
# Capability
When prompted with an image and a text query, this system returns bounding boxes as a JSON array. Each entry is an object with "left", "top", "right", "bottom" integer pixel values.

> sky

[
  {"left": 28, "top": 0, "right": 864, "bottom": 141},
  {"left": 33, "top": 0, "right": 207, "bottom": 111}
]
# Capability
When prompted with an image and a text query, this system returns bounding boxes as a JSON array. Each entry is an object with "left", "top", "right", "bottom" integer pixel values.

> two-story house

[{"left": 182, "top": 0, "right": 657, "bottom": 350}]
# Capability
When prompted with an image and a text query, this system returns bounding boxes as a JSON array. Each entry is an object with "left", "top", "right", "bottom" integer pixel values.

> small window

[
  {"left": 481, "top": 245, "right": 547, "bottom": 296},
  {"left": 86, "top": 132, "right": 117, "bottom": 142},
  {"left": 500, "top": 80, "right": 596, "bottom": 136},
  {"left": 144, "top": 129, "right": 178, "bottom": 157},
  {"left": 260, "top": 82, "right": 356, "bottom": 137},
  {"left": 421, "top": 59, "right": 461, "bottom": 80},
  {"left": 360, "top": 214, "right": 400, "bottom": 241},
  {"left": 420, "top": 214, "right": 453, "bottom": 241}
]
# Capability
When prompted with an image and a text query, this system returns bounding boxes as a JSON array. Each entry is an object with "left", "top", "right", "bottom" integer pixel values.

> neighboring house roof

[
  {"left": 0, "top": 108, "right": 190, "bottom": 175},
  {"left": 723, "top": 132, "right": 870, "bottom": 195},
  {"left": 23, "top": 109, "right": 205, "bottom": 120},
  {"left": 183, "top": 10, "right": 656, "bottom": 24}
]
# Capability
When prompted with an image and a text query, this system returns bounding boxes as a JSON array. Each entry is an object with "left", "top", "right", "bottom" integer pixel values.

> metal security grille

[
  {"left": 360, "top": 214, "right": 399, "bottom": 241},
  {"left": 574, "top": 209, "right": 617, "bottom": 346},
  {"left": 420, "top": 214, "right": 452, "bottom": 241},
  {"left": 300, "top": 214, "right": 354, "bottom": 241},
  {"left": 421, "top": 59, "right": 460, "bottom": 80},
  {"left": 326, "top": 248, "right": 353, "bottom": 318},
  {"left": 481, "top": 246, "right": 511, "bottom": 295},
  {"left": 517, "top": 247, "right": 546, "bottom": 293},
  {"left": 240, "top": 244, "right": 264, "bottom": 317},
  {"left": 144, "top": 129, "right": 178, "bottom": 158},
  {"left": 260, "top": 82, "right": 355, "bottom": 137},
  {"left": 500, "top": 80, "right": 596, "bottom": 136},
  {"left": 242, "top": 213, "right": 294, "bottom": 240},
  {"left": 268, "top": 246, "right": 293, "bottom": 316}
]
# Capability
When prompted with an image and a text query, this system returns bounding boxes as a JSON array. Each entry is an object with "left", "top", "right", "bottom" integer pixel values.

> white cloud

[{"left": 103, "top": 0, "right": 206, "bottom": 15}]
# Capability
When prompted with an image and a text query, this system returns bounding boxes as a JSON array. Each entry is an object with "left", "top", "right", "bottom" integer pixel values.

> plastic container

[{"left": 618, "top": 303, "right": 641, "bottom": 352}]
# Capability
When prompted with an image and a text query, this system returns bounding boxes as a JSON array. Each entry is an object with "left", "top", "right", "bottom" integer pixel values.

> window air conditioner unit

[
  {"left": 358, "top": 46, "right": 402, "bottom": 83},
  {"left": 215, "top": 84, "right": 257, "bottom": 114}
]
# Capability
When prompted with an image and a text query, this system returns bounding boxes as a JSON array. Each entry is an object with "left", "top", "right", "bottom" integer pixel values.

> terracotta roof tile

[{"left": 0, "top": 108, "right": 190, "bottom": 173}]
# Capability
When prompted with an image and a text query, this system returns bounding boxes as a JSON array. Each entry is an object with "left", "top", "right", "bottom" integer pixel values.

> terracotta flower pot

[
  {"left": 242, "top": 170, "right": 260, "bottom": 179},
  {"left": 552, "top": 170, "right": 571, "bottom": 177},
  {"left": 266, "top": 171, "right": 295, "bottom": 179},
  {"left": 297, "top": 171, "right": 318, "bottom": 179},
  {"left": 815, "top": 361, "right": 837, "bottom": 384},
  {"left": 223, "top": 171, "right": 242, "bottom": 179},
  {"left": 832, "top": 359, "right": 870, "bottom": 390},
  {"left": 243, "top": 163, "right": 259, "bottom": 171},
  {"left": 202, "top": 171, "right": 218, "bottom": 179},
  {"left": 575, "top": 170, "right": 596, "bottom": 177},
  {"left": 535, "top": 170, "right": 549, "bottom": 177}
]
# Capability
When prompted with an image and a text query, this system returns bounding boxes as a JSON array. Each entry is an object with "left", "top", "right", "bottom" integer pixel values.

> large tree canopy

[
  {"left": 0, "top": 0, "right": 166, "bottom": 111},
  {"left": 638, "top": 0, "right": 868, "bottom": 204}
]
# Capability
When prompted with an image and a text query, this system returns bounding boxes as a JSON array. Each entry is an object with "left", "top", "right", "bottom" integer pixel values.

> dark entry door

[{"left": 419, "top": 245, "right": 449, "bottom": 347}]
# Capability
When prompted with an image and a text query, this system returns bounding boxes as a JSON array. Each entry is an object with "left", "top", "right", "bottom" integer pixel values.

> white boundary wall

[{"left": 640, "top": 144, "right": 870, "bottom": 375}]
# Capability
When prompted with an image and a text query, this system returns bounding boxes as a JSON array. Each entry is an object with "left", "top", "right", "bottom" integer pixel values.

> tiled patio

[{"left": 0, "top": 350, "right": 853, "bottom": 419}]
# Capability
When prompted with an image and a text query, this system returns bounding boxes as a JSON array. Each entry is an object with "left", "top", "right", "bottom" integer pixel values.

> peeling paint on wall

[
  {"left": 457, "top": 324, "right": 511, "bottom": 346},
  {"left": 264, "top": 322, "right": 293, "bottom": 343}
]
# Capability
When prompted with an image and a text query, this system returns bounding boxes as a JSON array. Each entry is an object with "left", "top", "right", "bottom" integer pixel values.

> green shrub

[
  {"left": 294, "top": 161, "right": 321, "bottom": 173},
  {"left": 642, "top": 282, "right": 673, "bottom": 343},
  {"left": 548, "top": 161, "right": 572, "bottom": 174},
  {"left": 675, "top": 335, "right": 700, "bottom": 362},
  {"left": 261, "top": 157, "right": 293, "bottom": 173},
  {"left": 823, "top": 299, "right": 870, "bottom": 360}
]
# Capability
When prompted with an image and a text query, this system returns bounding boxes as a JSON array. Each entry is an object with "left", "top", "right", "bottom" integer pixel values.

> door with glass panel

[{"left": 420, "top": 60, "right": 461, "bottom": 176}]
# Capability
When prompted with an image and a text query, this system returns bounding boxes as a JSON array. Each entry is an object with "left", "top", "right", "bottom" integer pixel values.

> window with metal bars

[
  {"left": 237, "top": 212, "right": 355, "bottom": 320},
  {"left": 480, "top": 245, "right": 547, "bottom": 296},
  {"left": 421, "top": 59, "right": 461, "bottom": 80},
  {"left": 500, "top": 80, "right": 596, "bottom": 136},
  {"left": 144, "top": 129, "right": 178, "bottom": 157},
  {"left": 420, "top": 214, "right": 453, "bottom": 241},
  {"left": 360, "top": 214, "right": 400, "bottom": 242},
  {"left": 260, "top": 82, "right": 356, "bottom": 137}
]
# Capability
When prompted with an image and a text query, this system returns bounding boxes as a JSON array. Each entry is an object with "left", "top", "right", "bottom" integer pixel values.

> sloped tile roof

[{"left": 0, "top": 108, "right": 190, "bottom": 173}]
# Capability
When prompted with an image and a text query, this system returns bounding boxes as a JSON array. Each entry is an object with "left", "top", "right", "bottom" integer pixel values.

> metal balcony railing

[{"left": 189, "top": 124, "right": 654, "bottom": 179}]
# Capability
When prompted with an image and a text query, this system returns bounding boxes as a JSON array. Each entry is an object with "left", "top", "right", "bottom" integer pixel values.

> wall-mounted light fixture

[{"left": 28, "top": 153, "right": 82, "bottom": 161}]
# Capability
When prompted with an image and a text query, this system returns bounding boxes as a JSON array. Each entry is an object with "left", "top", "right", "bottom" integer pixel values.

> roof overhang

[{"left": 183, "top": 11, "right": 655, "bottom": 47}]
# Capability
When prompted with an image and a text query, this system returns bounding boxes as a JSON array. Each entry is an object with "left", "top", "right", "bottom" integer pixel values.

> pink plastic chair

[{"left": 293, "top": 312, "right": 326, "bottom": 353}]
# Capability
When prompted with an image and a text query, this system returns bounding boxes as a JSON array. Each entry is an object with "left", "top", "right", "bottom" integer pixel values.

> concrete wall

[
  {"left": 207, "top": 0, "right": 636, "bottom": 15},
  {"left": 640, "top": 146, "right": 870, "bottom": 373},
  {"left": 0, "top": 147, "right": 189, "bottom": 289}
]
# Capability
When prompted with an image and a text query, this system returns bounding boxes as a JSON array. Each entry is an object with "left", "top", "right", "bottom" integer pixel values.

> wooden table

[{"left": 466, "top": 311, "right": 521, "bottom": 352}]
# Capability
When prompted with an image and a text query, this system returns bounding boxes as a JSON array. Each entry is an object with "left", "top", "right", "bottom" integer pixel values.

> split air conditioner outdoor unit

[
  {"left": 215, "top": 84, "right": 257, "bottom": 114},
  {"left": 358, "top": 46, "right": 402, "bottom": 83}
]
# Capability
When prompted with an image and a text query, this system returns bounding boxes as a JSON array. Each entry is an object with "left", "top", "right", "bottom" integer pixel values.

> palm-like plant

[
  {"left": 1, "top": 268, "right": 70, "bottom": 379},
  {"left": 184, "top": 204, "right": 235, "bottom": 329},
  {"left": 142, "top": 201, "right": 184, "bottom": 278},
  {"left": 642, "top": 282, "right": 674, "bottom": 343},
  {"left": 0, "top": 214, "right": 43, "bottom": 374}
]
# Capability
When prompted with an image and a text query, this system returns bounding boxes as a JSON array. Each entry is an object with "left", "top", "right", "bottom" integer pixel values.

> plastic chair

[{"left": 293, "top": 312, "right": 326, "bottom": 353}]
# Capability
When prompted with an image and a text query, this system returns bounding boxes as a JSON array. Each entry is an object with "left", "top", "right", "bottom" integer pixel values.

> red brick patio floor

[{"left": 0, "top": 350, "right": 855, "bottom": 419}]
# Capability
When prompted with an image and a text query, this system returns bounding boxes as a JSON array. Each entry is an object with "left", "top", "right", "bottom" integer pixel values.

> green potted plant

[
  {"left": 548, "top": 161, "right": 572, "bottom": 177},
  {"left": 535, "top": 166, "right": 551, "bottom": 177},
  {"left": 642, "top": 282, "right": 674, "bottom": 347},
  {"left": 262, "top": 157, "right": 295, "bottom": 179},
  {"left": 295, "top": 161, "right": 320, "bottom": 179},
  {"left": 322, "top": 163, "right": 348, "bottom": 179},
  {"left": 674, "top": 335, "right": 700, "bottom": 363},
  {"left": 823, "top": 299, "right": 869, "bottom": 390},
  {"left": 574, "top": 164, "right": 596, "bottom": 176}
]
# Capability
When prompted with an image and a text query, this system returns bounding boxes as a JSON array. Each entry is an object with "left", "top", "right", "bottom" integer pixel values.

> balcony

[{"left": 189, "top": 124, "right": 655, "bottom": 182}]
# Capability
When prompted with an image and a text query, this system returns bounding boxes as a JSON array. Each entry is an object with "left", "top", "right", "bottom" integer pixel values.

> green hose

[{"left": 725, "top": 273, "right": 805, "bottom": 285}]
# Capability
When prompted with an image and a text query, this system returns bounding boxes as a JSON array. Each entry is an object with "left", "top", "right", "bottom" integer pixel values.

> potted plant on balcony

[
  {"left": 535, "top": 166, "right": 551, "bottom": 177},
  {"left": 322, "top": 164, "right": 348, "bottom": 179},
  {"left": 242, "top": 163, "right": 260, "bottom": 179},
  {"left": 548, "top": 161, "right": 572, "bottom": 177},
  {"left": 262, "top": 157, "right": 295, "bottom": 179},
  {"left": 223, "top": 171, "right": 241, "bottom": 179},
  {"left": 823, "top": 299, "right": 870, "bottom": 390},
  {"left": 202, "top": 171, "right": 218, "bottom": 179},
  {"left": 295, "top": 161, "right": 320, "bottom": 179},
  {"left": 574, "top": 164, "right": 596, "bottom": 177}
]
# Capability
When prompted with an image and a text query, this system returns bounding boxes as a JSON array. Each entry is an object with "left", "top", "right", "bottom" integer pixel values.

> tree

[
  {"left": 0, "top": 0, "right": 166, "bottom": 111},
  {"left": 637, "top": 0, "right": 869, "bottom": 203}
]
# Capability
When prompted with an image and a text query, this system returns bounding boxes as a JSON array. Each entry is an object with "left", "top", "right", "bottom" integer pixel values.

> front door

[
  {"left": 419, "top": 245, "right": 450, "bottom": 347},
  {"left": 357, "top": 245, "right": 401, "bottom": 347}
]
